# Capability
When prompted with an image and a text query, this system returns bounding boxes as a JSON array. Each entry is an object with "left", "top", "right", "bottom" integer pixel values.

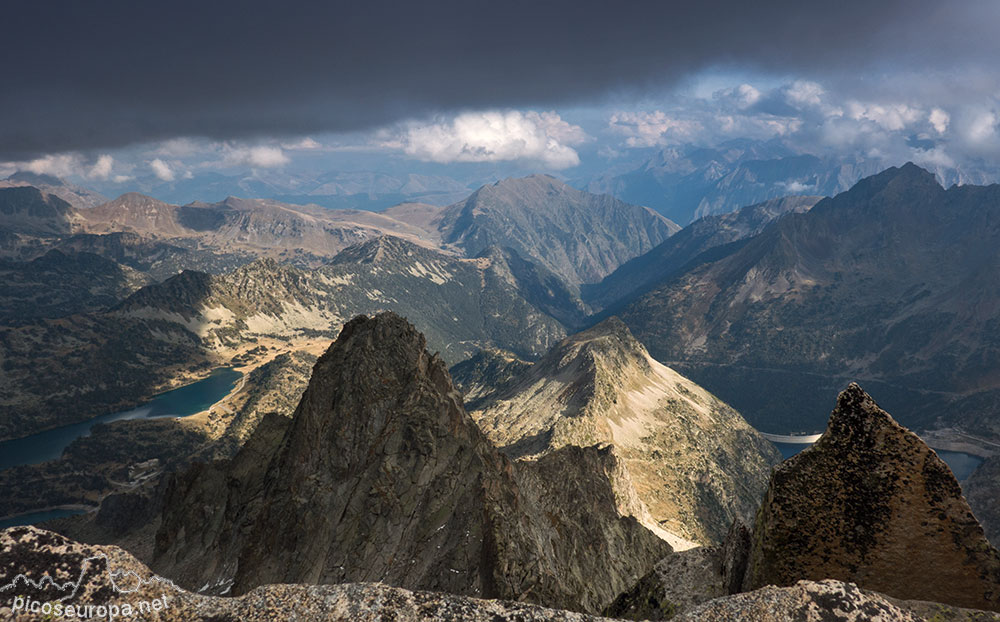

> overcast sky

[{"left": 2, "top": 0, "right": 998, "bottom": 186}]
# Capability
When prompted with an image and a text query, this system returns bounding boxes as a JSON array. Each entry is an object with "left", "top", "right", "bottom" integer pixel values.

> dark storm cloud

[{"left": 1, "top": 0, "right": 996, "bottom": 159}]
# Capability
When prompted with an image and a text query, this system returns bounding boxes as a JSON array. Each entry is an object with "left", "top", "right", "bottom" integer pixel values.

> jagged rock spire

[{"left": 744, "top": 383, "right": 1000, "bottom": 612}]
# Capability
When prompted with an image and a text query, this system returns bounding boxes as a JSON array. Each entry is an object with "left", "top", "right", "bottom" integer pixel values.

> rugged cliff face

[
  {"left": 744, "top": 383, "right": 1000, "bottom": 612},
  {"left": 471, "top": 317, "right": 780, "bottom": 544},
  {"left": 153, "top": 313, "right": 669, "bottom": 614}
]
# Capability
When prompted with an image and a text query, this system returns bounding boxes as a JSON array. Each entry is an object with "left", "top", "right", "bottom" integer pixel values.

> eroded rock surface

[
  {"left": 744, "top": 383, "right": 1000, "bottom": 611},
  {"left": 0, "top": 526, "right": 617, "bottom": 622}
]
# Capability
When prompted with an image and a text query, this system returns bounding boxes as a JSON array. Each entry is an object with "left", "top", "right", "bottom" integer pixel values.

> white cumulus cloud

[
  {"left": 399, "top": 110, "right": 586, "bottom": 169},
  {"left": 785, "top": 81, "right": 825, "bottom": 107},
  {"left": 23, "top": 154, "right": 83, "bottom": 178},
  {"left": 965, "top": 111, "right": 997, "bottom": 143},
  {"left": 221, "top": 145, "right": 290, "bottom": 168},
  {"left": 929, "top": 108, "right": 950, "bottom": 134},
  {"left": 608, "top": 111, "right": 703, "bottom": 148},
  {"left": 149, "top": 158, "right": 175, "bottom": 181},
  {"left": 88, "top": 154, "right": 114, "bottom": 180}
]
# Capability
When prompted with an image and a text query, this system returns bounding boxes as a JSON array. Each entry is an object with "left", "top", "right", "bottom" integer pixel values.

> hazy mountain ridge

[
  {"left": 0, "top": 171, "right": 108, "bottom": 208},
  {"left": 0, "top": 186, "right": 82, "bottom": 235},
  {"left": 582, "top": 140, "right": 986, "bottom": 224},
  {"left": 81, "top": 192, "right": 440, "bottom": 263},
  {"left": 584, "top": 195, "right": 821, "bottom": 310},
  {"left": 432, "top": 175, "right": 679, "bottom": 287},
  {"left": 618, "top": 163, "right": 1000, "bottom": 434}
]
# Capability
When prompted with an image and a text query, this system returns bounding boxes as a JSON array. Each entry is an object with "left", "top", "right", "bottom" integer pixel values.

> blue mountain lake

[{"left": 0, "top": 367, "right": 241, "bottom": 472}]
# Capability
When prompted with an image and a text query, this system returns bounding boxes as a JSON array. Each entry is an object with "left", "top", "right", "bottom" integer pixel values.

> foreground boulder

[
  {"left": 744, "top": 383, "right": 1000, "bottom": 611},
  {"left": 153, "top": 313, "right": 669, "bottom": 613},
  {"left": 5, "top": 526, "right": 995, "bottom": 622},
  {"left": 0, "top": 526, "right": 616, "bottom": 621}
]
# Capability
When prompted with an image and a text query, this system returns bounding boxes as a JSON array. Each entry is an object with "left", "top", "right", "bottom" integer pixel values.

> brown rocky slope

[{"left": 470, "top": 317, "right": 780, "bottom": 544}]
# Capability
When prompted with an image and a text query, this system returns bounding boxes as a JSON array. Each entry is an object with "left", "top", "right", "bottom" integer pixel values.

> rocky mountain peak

[
  {"left": 330, "top": 234, "right": 418, "bottom": 265},
  {"left": 286, "top": 312, "right": 461, "bottom": 449},
  {"left": 470, "top": 320, "right": 780, "bottom": 543},
  {"left": 825, "top": 381, "right": 898, "bottom": 440},
  {"left": 562, "top": 317, "right": 645, "bottom": 359},
  {"left": 744, "top": 383, "right": 1000, "bottom": 611},
  {"left": 811, "top": 162, "right": 943, "bottom": 216},
  {"left": 437, "top": 176, "right": 678, "bottom": 286},
  {"left": 154, "top": 312, "right": 668, "bottom": 612}
]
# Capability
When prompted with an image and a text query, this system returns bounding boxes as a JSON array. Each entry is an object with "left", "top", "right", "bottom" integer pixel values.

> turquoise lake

[
  {"left": 0, "top": 508, "right": 88, "bottom": 529},
  {"left": 0, "top": 367, "right": 241, "bottom": 472}
]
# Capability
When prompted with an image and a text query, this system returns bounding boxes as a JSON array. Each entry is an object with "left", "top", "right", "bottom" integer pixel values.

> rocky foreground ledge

[{"left": 2, "top": 526, "right": 998, "bottom": 621}]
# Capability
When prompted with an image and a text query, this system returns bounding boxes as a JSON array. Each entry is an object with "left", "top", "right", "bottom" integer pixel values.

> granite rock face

[
  {"left": 153, "top": 313, "right": 668, "bottom": 614},
  {"left": 0, "top": 526, "right": 618, "bottom": 622},
  {"left": 744, "top": 383, "right": 1000, "bottom": 611},
  {"left": 471, "top": 317, "right": 780, "bottom": 544}
]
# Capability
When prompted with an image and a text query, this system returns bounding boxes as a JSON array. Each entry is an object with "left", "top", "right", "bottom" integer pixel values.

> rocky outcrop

[
  {"left": 0, "top": 526, "right": 620, "bottom": 621},
  {"left": 604, "top": 518, "right": 753, "bottom": 621},
  {"left": 675, "top": 580, "right": 927, "bottom": 622},
  {"left": 153, "top": 313, "right": 668, "bottom": 614},
  {"left": 471, "top": 317, "right": 780, "bottom": 543},
  {"left": 5, "top": 527, "right": 996, "bottom": 621},
  {"left": 604, "top": 546, "right": 726, "bottom": 620},
  {"left": 744, "top": 383, "right": 1000, "bottom": 611}
]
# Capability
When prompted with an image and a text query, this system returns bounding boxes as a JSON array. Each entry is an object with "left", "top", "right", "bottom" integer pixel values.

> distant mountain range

[
  {"left": 46, "top": 169, "right": 475, "bottom": 209},
  {"left": 0, "top": 171, "right": 108, "bottom": 208},
  {"left": 615, "top": 163, "right": 1000, "bottom": 437},
  {"left": 584, "top": 140, "right": 999, "bottom": 224}
]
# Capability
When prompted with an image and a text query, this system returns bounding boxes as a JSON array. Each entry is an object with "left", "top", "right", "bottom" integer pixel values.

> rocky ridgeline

[
  {"left": 470, "top": 317, "right": 780, "bottom": 544},
  {"left": 152, "top": 312, "right": 669, "bottom": 614}
]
